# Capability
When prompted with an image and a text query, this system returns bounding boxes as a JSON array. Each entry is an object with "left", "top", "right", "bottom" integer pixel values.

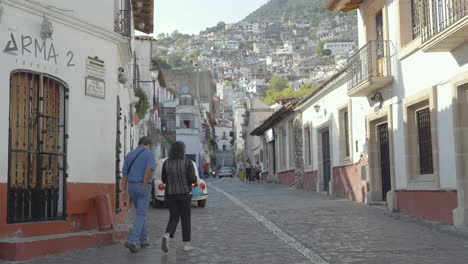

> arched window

[{"left": 8, "top": 71, "right": 68, "bottom": 223}]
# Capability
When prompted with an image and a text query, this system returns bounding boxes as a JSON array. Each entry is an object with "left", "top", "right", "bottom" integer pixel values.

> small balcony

[
  {"left": 346, "top": 40, "right": 394, "bottom": 97},
  {"left": 114, "top": 10, "right": 132, "bottom": 38},
  {"left": 420, "top": 0, "right": 468, "bottom": 52}
]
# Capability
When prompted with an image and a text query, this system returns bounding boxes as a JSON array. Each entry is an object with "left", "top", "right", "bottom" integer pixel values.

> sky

[{"left": 153, "top": 0, "right": 269, "bottom": 35}]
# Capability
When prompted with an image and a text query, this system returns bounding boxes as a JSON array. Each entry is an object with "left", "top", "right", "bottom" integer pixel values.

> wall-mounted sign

[
  {"left": 85, "top": 56, "right": 105, "bottom": 99},
  {"left": 3, "top": 32, "right": 75, "bottom": 66},
  {"left": 85, "top": 77, "right": 105, "bottom": 99}
]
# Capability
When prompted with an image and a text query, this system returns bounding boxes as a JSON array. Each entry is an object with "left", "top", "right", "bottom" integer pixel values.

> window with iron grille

[
  {"left": 417, "top": 108, "right": 434, "bottom": 174},
  {"left": 304, "top": 126, "right": 312, "bottom": 166},
  {"left": 344, "top": 111, "right": 350, "bottom": 157},
  {"left": 288, "top": 121, "right": 295, "bottom": 168},
  {"left": 8, "top": 71, "right": 68, "bottom": 223},
  {"left": 278, "top": 127, "right": 287, "bottom": 170},
  {"left": 411, "top": 0, "right": 421, "bottom": 39}
]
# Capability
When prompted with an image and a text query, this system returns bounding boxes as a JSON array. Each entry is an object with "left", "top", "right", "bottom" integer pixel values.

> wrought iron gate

[
  {"left": 322, "top": 130, "right": 331, "bottom": 192},
  {"left": 115, "top": 97, "right": 122, "bottom": 213},
  {"left": 378, "top": 123, "right": 391, "bottom": 201},
  {"left": 7, "top": 71, "right": 68, "bottom": 223}
]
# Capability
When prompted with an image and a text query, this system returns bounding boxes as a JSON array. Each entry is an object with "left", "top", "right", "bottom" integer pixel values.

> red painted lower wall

[
  {"left": 0, "top": 182, "right": 130, "bottom": 238},
  {"left": 397, "top": 190, "right": 458, "bottom": 224},
  {"left": 304, "top": 171, "right": 318, "bottom": 191},
  {"left": 332, "top": 157, "right": 368, "bottom": 203},
  {"left": 278, "top": 170, "right": 295, "bottom": 185}
]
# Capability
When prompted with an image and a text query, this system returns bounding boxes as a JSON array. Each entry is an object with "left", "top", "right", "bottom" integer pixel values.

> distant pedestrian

[
  {"left": 161, "top": 141, "right": 198, "bottom": 253},
  {"left": 254, "top": 161, "right": 261, "bottom": 182},
  {"left": 245, "top": 160, "right": 252, "bottom": 183},
  {"left": 122, "top": 136, "right": 155, "bottom": 253}
]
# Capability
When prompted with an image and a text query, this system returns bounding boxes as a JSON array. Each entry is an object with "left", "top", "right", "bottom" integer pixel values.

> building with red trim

[
  {"left": 0, "top": 0, "right": 154, "bottom": 260},
  {"left": 250, "top": 0, "right": 468, "bottom": 228}
]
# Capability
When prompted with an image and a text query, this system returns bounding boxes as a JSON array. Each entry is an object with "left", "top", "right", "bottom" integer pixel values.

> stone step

[{"left": 0, "top": 228, "right": 128, "bottom": 261}]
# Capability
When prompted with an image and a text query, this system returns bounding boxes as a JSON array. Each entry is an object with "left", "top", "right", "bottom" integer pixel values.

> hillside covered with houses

[{"left": 153, "top": 0, "right": 358, "bottom": 105}]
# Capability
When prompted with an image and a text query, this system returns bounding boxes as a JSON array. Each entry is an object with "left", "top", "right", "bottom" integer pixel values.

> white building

[
  {"left": 176, "top": 94, "right": 205, "bottom": 169},
  {"left": 243, "top": 23, "right": 260, "bottom": 33},
  {"left": 234, "top": 106, "right": 247, "bottom": 154},
  {"left": 324, "top": 42, "right": 356, "bottom": 55},
  {"left": 224, "top": 40, "right": 240, "bottom": 50},
  {"left": 215, "top": 120, "right": 234, "bottom": 151},
  {"left": 251, "top": 0, "right": 468, "bottom": 229},
  {"left": 0, "top": 0, "right": 154, "bottom": 259}
]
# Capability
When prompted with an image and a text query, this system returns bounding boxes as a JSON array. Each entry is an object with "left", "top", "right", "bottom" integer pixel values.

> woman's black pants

[{"left": 165, "top": 194, "right": 191, "bottom": 242}]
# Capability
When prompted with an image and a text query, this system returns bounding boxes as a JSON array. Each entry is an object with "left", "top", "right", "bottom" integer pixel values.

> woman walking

[{"left": 161, "top": 141, "right": 198, "bottom": 253}]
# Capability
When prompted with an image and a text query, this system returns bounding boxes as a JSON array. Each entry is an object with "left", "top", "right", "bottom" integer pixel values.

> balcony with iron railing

[
  {"left": 420, "top": 0, "right": 468, "bottom": 52},
  {"left": 114, "top": 9, "right": 132, "bottom": 38},
  {"left": 346, "top": 40, "right": 394, "bottom": 97}
]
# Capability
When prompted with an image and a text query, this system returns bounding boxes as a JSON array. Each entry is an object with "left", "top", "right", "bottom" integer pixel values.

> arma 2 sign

[{"left": 3, "top": 31, "right": 76, "bottom": 73}]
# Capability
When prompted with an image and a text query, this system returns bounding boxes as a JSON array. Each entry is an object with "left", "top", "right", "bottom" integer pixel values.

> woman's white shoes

[{"left": 183, "top": 242, "right": 193, "bottom": 252}]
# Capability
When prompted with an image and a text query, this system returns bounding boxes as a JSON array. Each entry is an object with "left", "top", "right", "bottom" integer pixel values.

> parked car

[
  {"left": 217, "top": 167, "right": 234, "bottom": 178},
  {"left": 151, "top": 158, "right": 208, "bottom": 208}
]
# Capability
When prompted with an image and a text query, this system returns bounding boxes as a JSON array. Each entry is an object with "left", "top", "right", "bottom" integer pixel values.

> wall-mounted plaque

[
  {"left": 85, "top": 56, "right": 105, "bottom": 99},
  {"left": 85, "top": 76, "right": 105, "bottom": 99}
]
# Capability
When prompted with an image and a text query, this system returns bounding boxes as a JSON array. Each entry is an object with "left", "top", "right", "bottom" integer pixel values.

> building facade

[
  {"left": 251, "top": 0, "right": 468, "bottom": 228},
  {"left": 0, "top": 0, "right": 154, "bottom": 260}
]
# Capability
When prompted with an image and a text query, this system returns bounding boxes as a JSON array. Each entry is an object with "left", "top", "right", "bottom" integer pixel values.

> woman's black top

[{"left": 161, "top": 158, "right": 197, "bottom": 196}]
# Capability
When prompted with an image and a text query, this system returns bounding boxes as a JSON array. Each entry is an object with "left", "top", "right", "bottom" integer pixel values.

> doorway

[
  {"left": 378, "top": 123, "right": 391, "bottom": 201},
  {"left": 321, "top": 130, "right": 331, "bottom": 192}
]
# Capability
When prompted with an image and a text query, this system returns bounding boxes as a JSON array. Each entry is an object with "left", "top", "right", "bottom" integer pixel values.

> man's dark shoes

[{"left": 125, "top": 241, "right": 139, "bottom": 253}]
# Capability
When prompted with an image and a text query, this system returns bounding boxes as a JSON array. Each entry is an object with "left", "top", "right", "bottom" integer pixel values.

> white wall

[
  {"left": 36, "top": 0, "right": 115, "bottom": 32},
  {"left": 357, "top": 2, "right": 468, "bottom": 190},
  {"left": 0, "top": 2, "right": 133, "bottom": 184}
]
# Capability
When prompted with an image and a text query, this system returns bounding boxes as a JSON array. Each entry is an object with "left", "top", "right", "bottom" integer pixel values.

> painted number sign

[{"left": 3, "top": 32, "right": 75, "bottom": 66}]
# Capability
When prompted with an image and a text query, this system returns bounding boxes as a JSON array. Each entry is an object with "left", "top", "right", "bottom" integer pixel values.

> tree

[
  {"left": 187, "top": 49, "right": 201, "bottom": 63},
  {"left": 152, "top": 57, "right": 171, "bottom": 69},
  {"left": 261, "top": 83, "right": 318, "bottom": 105},
  {"left": 269, "top": 76, "right": 289, "bottom": 91},
  {"left": 315, "top": 41, "right": 325, "bottom": 56},
  {"left": 166, "top": 54, "right": 184, "bottom": 68},
  {"left": 322, "top": 49, "right": 332, "bottom": 56}
]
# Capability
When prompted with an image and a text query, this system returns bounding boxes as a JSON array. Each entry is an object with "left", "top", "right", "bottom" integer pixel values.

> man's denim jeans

[{"left": 127, "top": 183, "right": 152, "bottom": 245}]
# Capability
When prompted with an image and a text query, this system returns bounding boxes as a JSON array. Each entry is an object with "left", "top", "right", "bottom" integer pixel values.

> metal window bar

[
  {"left": 115, "top": 9, "right": 131, "bottom": 37},
  {"left": 8, "top": 72, "right": 68, "bottom": 223},
  {"left": 412, "top": 0, "right": 421, "bottom": 39},
  {"left": 417, "top": 108, "right": 434, "bottom": 174},
  {"left": 115, "top": 97, "right": 122, "bottom": 213},
  {"left": 346, "top": 40, "right": 392, "bottom": 92},
  {"left": 421, "top": 0, "right": 468, "bottom": 42}
]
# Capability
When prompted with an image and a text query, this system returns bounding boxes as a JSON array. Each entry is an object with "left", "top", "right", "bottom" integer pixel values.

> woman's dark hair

[{"left": 169, "top": 141, "right": 186, "bottom": 159}]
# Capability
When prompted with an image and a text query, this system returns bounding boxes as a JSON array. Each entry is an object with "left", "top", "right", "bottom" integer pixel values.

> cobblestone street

[{"left": 8, "top": 178, "right": 468, "bottom": 264}]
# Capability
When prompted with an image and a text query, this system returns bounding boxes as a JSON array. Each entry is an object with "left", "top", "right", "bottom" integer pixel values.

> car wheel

[{"left": 197, "top": 199, "right": 206, "bottom": 208}]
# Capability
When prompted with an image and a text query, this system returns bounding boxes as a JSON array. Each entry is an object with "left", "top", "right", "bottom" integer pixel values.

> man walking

[{"left": 122, "top": 136, "right": 155, "bottom": 253}]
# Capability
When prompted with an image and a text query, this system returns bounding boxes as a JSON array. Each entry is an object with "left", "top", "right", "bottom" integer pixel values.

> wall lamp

[
  {"left": 118, "top": 67, "right": 127, "bottom": 84},
  {"left": 314, "top": 104, "right": 320, "bottom": 113},
  {"left": 371, "top": 92, "right": 384, "bottom": 110},
  {"left": 40, "top": 16, "right": 53, "bottom": 40}
]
